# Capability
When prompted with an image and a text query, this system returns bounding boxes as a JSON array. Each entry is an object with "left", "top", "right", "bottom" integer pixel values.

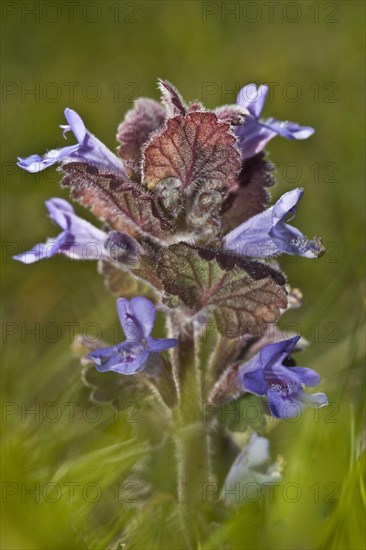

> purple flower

[
  {"left": 13, "top": 198, "right": 108, "bottom": 264},
  {"left": 236, "top": 336, "right": 328, "bottom": 419},
  {"left": 17, "top": 108, "right": 127, "bottom": 177},
  {"left": 223, "top": 188, "right": 324, "bottom": 258},
  {"left": 221, "top": 433, "right": 282, "bottom": 504},
  {"left": 86, "top": 297, "right": 178, "bottom": 375},
  {"left": 236, "top": 84, "right": 314, "bottom": 160}
]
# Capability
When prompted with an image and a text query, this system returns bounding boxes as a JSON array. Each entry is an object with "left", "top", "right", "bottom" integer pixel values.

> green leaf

[
  {"left": 51, "top": 439, "right": 147, "bottom": 484},
  {"left": 122, "top": 493, "right": 184, "bottom": 549},
  {"left": 131, "top": 254, "right": 165, "bottom": 292},
  {"left": 157, "top": 243, "right": 287, "bottom": 338}
]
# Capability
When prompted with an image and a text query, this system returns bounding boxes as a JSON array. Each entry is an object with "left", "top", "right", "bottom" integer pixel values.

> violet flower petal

[
  {"left": 87, "top": 345, "right": 120, "bottom": 372},
  {"left": 236, "top": 119, "right": 276, "bottom": 160},
  {"left": 13, "top": 198, "right": 107, "bottom": 263},
  {"left": 262, "top": 118, "right": 315, "bottom": 140},
  {"left": 236, "top": 84, "right": 269, "bottom": 118},
  {"left": 13, "top": 233, "right": 70, "bottom": 264},
  {"left": 18, "top": 108, "right": 127, "bottom": 177},
  {"left": 88, "top": 343, "right": 149, "bottom": 375},
  {"left": 223, "top": 189, "right": 323, "bottom": 258},
  {"left": 259, "top": 335, "right": 300, "bottom": 366},
  {"left": 130, "top": 296, "right": 157, "bottom": 339},
  {"left": 288, "top": 367, "right": 321, "bottom": 387},
  {"left": 266, "top": 387, "right": 305, "bottom": 419},
  {"left": 147, "top": 337, "right": 179, "bottom": 353},
  {"left": 241, "top": 368, "right": 267, "bottom": 396},
  {"left": 87, "top": 297, "right": 178, "bottom": 376},
  {"left": 235, "top": 83, "right": 314, "bottom": 160},
  {"left": 116, "top": 298, "right": 145, "bottom": 341},
  {"left": 45, "top": 198, "right": 75, "bottom": 229},
  {"left": 238, "top": 337, "right": 327, "bottom": 419}
]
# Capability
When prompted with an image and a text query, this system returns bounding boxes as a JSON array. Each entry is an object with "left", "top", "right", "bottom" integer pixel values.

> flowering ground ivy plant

[{"left": 16, "top": 80, "right": 328, "bottom": 545}]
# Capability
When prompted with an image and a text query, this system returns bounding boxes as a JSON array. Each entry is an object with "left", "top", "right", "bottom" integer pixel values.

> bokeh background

[{"left": 2, "top": 1, "right": 365, "bottom": 549}]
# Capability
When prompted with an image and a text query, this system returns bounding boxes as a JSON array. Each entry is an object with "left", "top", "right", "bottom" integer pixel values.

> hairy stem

[
  {"left": 206, "top": 333, "right": 239, "bottom": 391},
  {"left": 168, "top": 313, "right": 211, "bottom": 547}
]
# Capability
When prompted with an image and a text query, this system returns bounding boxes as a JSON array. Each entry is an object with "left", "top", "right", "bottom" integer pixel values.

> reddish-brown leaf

[
  {"left": 143, "top": 112, "right": 241, "bottom": 190},
  {"left": 117, "top": 98, "right": 166, "bottom": 161},
  {"left": 61, "top": 162, "right": 169, "bottom": 237},
  {"left": 158, "top": 79, "right": 187, "bottom": 117}
]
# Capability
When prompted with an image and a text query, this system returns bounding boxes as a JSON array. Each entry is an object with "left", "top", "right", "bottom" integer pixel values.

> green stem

[
  {"left": 168, "top": 314, "right": 211, "bottom": 548},
  {"left": 206, "top": 333, "right": 238, "bottom": 391}
]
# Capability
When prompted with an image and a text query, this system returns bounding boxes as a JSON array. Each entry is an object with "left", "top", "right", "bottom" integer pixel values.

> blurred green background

[{"left": 1, "top": 1, "right": 365, "bottom": 549}]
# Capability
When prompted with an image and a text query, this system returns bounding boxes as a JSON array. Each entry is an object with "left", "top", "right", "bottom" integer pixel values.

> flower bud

[{"left": 105, "top": 231, "right": 141, "bottom": 266}]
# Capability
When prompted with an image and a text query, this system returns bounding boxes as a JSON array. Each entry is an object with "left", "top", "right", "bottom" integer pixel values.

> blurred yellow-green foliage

[{"left": 1, "top": 1, "right": 365, "bottom": 549}]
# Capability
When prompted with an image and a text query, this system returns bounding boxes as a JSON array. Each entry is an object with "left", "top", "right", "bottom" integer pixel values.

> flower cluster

[
  {"left": 16, "top": 79, "right": 327, "bottom": 421},
  {"left": 87, "top": 297, "right": 177, "bottom": 375},
  {"left": 235, "top": 336, "right": 328, "bottom": 418}
]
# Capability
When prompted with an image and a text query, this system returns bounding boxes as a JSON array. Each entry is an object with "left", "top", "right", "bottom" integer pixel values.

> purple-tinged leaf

[
  {"left": 222, "top": 152, "right": 275, "bottom": 234},
  {"left": 142, "top": 112, "right": 241, "bottom": 190},
  {"left": 61, "top": 162, "right": 170, "bottom": 237},
  {"left": 158, "top": 79, "right": 187, "bottom": 117},
  {"left": 196, "top": 246, "right": 285, "bottom": 285},
  {"left": 157, "top": 243, "right": 287, "bottom": 338},
  {"left": 117, "top": 98, "right": 165, "bottom": 161}
]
